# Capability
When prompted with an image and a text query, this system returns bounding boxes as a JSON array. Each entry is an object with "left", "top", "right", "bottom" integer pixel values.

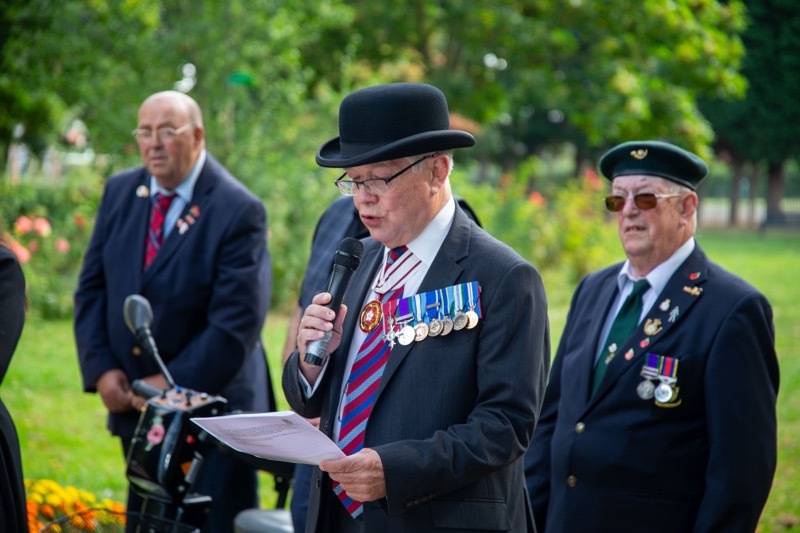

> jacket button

[
  {"left": 567, "top": 475, "right": 578, "bottom": 487},
  {"left": 575, "top": 422, "right": 585, "bottom": 433},
  {"left": 132, "top": 346, "right": 141, "bottom": 356}
]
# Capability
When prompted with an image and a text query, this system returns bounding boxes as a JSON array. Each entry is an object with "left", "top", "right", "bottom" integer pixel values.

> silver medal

[
  {"left": 453, "top": 312, "right": 468, "bottom": 330},
  {"left": 654, "top": 381, "right": 675, "bottom": 403},
  {"left": 637, "top": 380, "right": 655, "bottom": 400},
  {"left": 440, "top": 317, "right": 454, "bottom": 336},
  {"left": 397, "top": 325, "right": 416, "bottom": 345}
]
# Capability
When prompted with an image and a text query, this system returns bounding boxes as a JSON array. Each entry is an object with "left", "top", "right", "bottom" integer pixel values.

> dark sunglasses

[{"left": 604, "top": 192, "right": 682, "bottom": 212}]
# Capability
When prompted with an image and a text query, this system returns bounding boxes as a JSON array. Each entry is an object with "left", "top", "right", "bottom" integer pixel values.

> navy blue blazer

[
  {"left": 284, "top": 206, "right": 550, "bottom": 532},
  {"left": 75, "top": 155, "right": 272, "bottom": 438},
  {"left": 526, "top": 244, "right": 779, "bottom": 533}
]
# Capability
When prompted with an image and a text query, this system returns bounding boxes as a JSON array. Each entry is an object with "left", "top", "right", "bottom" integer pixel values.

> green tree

[
  {"left": 701, "top": 0, "right": 800, "bottom": 225},
  {"left": 341, "top": 0, "right": 747, "bottom": 171}
]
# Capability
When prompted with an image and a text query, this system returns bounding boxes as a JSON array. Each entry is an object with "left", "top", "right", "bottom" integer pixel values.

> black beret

[{"left": 598, "top": 140, "right": 709, "bottom": 191}]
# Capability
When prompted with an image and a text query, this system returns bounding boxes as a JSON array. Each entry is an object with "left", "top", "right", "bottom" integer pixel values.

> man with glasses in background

[
  {"left": 74, "top": 90, "right": 273, "bottom": 533},
  {"left": 282, "top": 82, "right": 550, "bottom": 532},
  {"left": 525, "top": 140, "right": 779, "bottom": 532}
]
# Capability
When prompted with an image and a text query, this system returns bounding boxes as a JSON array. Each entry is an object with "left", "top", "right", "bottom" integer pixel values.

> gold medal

[
  {"left": 359, "top": 300, "right": 382, "bottom": 333},
  {"left": 466, "top": 309, "right": 479, "bottom": 329},
  {"left": 414, "top": 322, "right": 429, "bottom": 342}
]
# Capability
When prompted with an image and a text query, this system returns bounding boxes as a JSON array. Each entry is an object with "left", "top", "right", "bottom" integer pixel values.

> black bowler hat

[
  {"left": 599, "top": 140, "right": 709, "bottom": 191},
  {"left": 316, "top": 83, "right": 476, "bottom": 168}
]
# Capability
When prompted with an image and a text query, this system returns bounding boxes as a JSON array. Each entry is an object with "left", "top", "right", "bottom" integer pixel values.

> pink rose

[
  {"left": 32, "top": 217, "right": 52, "bottom": 237},
  {"left": 55, "top": 238, "right": 70, "bottom": 253},
  {"left": 14, "top": 215, "right": 33, "bottom": 235}
]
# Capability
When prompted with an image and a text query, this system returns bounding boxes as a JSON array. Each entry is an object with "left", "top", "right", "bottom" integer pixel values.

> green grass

[{"left": 5, "top": 229, "right": 799, "bottom": 531}]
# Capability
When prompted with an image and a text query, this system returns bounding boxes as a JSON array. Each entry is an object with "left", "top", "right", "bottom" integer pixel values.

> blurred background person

[
  {"left": 74, "top": 90, "right": 273, "bottom": 533},
  {"left": 0, "top": 234, "right": 27, "bottom": 533}
]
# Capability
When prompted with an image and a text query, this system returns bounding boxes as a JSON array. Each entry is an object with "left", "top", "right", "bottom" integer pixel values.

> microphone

[
  {"left": 304, "top": 237, "right": 364, "bottom": 366},
  {"left": 123, "top": 294, "right": 177, "bottom": 390}
]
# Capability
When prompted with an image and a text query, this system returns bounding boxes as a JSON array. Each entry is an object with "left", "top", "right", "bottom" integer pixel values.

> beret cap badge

[{"left": 630, "top": 149, "right": 648, "bottom": 160}]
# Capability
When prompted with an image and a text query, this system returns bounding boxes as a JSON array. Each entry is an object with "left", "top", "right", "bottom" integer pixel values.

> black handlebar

[{"left": 132, "top": 379, "right": 165, "bottom": 399}]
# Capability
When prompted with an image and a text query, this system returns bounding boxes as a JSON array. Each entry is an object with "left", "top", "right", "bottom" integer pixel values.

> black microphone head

[
  {"left": 333, "top": 237, "right": 363, "bottom": 271},
  {"left": 123, "top": 294, "right": 154, "bottom": 334}
]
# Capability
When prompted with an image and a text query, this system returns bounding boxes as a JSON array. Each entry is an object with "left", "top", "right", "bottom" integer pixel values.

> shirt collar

[
  {"left": 388, "top": 195, "right": 455, "bottom": 267},
  {"left": 617, "top": 237, "right": 696, "bottom": 293},
  {"left": 149, "top": 149, "right": 206, "bottom": 203}
]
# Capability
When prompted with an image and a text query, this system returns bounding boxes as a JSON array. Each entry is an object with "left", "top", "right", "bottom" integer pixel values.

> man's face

[
  {"left": 346, "top": 156, "right": 441, "bottom": 249},
  {"left": 612, "top": 175, "right": 692, "bottom": 274},
  {"left": 135, "top": 96, "right": 202, "bottom": 190}
]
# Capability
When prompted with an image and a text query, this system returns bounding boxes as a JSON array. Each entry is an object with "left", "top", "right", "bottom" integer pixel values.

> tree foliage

[{"left": 699, "top": 0, "right": 800, "bottom": 224}]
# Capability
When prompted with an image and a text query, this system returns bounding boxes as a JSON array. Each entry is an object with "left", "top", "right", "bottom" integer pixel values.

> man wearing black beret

[
  {"left": 283, "top": 82, "right": 550, "bottom": 532},
  {"left": 525, "top": 140, "right": 779, "bottom": 532}
]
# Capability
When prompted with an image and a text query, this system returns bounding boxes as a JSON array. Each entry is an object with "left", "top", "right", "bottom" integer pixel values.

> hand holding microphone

[{"left": 304, "top": 237, "right": 363, "bottom": 366}]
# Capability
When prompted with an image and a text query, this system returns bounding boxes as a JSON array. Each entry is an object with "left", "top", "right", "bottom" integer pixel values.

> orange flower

[
  {"left": 7, "top": 237, "right": 30, "bottom": 264},
  {"left": 528, "top": 191, "right": 547, "bottom": 207}
]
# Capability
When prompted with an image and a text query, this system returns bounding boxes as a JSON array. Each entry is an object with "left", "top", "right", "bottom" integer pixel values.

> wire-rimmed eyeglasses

[
  {"left": 604, "top": 192, "right": 682, "bottom": 212},
  {"left": 334, "top": 153, "right": 439, "bottom": 196},
  {"left": 131, "top": 124, "right": 192, "bottom": 143}
]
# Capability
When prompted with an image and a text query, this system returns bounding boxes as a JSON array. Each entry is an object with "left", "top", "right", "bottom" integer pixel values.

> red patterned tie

[
  {"left": 333, "top": 246, "right": 408, "bottom": 518},
  {"left": 144, "top": 192, "right": 175, "bottom": 268}
]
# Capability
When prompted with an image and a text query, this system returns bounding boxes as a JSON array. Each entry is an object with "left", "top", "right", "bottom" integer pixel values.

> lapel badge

[
  {"left": 630, "top": 148, "right": 648, "bottom": 160},
  {"left": 659, "top": 299, "right": 670, "bottom": 312},
  {"left": 682, "top": 286, "right": 702, "bottom": 296},
  {"left": 186, "top": 214, "right": 196, "bottom": 225},
  {"left": 624, "top": 348, "right": 635, "bottom": 361},
  {"left": 669, "top": 306, "right": 680, "bottom": 323},
  {"left": 640, "top": 338, "right": 650, "bottom": 349},
  {"left": 689, "top": 271, "right": 701, "bottom": 281},
  {"left": 189, "top": 205, "right": 201, "bottom": 217},
  {"left": 177, "top": 219, "right": 189, "bottom": 235},
  {"left": 136, "top": 185, "right": 150, "bottom": 198},
  {"left": 643, "top": 318, "right": 663, "bottom": 336}
]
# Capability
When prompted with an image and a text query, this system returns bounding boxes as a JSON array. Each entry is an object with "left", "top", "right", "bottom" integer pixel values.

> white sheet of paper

[{"left": 191, "top": 411, "right": 345, "bottom": 465}]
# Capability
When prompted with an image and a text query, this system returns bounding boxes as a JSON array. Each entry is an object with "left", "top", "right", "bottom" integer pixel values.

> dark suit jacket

[
  {"left": 525, "top": 244, "right": 779, "bottom": 533},
  {"left": 283, "top": 206, "right": 550, "bottom": 532},
  {"left": 0, "top": 247, "right": 27, "bottom": 533},
  {"left": 75, "top": 154, "right": 272, "bottom": 438}
]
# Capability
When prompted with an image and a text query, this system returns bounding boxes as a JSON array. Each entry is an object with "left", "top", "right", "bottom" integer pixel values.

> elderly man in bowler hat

[
  {"left": 282, "top": 82, "right": 550, "bottom": 532},
  {"left": 525, "top": 140, "right": 779, "bottom": 532}
]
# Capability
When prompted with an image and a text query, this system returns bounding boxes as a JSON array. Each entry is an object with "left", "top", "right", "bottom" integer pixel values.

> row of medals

[
  {"left": 388, "top": 305, "right": 480, "bottom": 346},
  {"left": 637, "top": 374, "right": 677, "bottom": 403}
]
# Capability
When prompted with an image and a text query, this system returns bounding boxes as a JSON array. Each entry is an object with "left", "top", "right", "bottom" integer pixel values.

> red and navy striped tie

[
  {"left": 333, "top": 246, "right": 407, "bottom": 518},
  {"left": 144, "top": 192, "right": 175, "bottom": 268}
]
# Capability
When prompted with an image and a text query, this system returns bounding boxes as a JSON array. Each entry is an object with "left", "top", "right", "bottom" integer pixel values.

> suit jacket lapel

[
  {"left": 375, "top": 207, "right": 471, "bottom": 400},
  {"left": 590, "top": 246, "right": 709, "bottom": 404}
]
